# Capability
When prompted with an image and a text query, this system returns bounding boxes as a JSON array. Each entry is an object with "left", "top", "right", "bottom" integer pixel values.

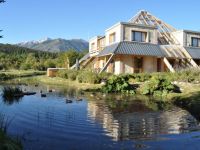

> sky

[{"left": 0, "top": 0, "right": 200, "bottom": 44}]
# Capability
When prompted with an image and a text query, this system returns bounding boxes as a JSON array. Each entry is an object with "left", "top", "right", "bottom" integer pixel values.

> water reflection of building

[{"left": 87, "top": 100, "right": 199, "bottom": 141}]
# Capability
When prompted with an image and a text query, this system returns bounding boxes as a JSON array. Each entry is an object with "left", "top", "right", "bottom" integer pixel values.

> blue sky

[{"left": 0, "top": 0, "right": 200, "bottom": 44}]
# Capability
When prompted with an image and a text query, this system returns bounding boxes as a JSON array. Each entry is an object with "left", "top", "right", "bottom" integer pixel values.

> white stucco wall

[
  {"left": 105, "top": 23, "right": 123, "bottom": 46},
  {"left": 124, "top": 25, "right": 158, "bottom": 44},
  {"left": 171, "top": 30, "right": 200, "bottom": 47}
]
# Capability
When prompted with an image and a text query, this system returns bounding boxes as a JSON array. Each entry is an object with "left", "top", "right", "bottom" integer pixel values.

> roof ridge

[
  {"left": 113, "top": 42, "right": 122, "bottom": 54},
  {"left": 122, "top": 41, "right": 159, "bottom": 46}
]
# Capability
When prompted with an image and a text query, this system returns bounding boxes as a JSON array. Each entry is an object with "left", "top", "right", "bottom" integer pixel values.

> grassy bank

[
  {"left": 18, "top": 75, "right": 102, "bottom": 91},
  {"left": 0, "top": 70, "right": 46, "bottom": 81}
]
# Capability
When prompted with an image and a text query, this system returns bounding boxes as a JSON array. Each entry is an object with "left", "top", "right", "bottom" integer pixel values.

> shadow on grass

[{"left": 173, "top": 91, "right": 200, "bottom": 120}]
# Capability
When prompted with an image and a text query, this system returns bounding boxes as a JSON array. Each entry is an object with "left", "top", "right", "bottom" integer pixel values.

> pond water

[{"left": 0, "top": 84, "right": 200, "bottom": 150}]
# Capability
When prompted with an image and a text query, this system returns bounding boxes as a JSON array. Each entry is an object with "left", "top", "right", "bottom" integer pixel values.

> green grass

[{"left": 19, "top": 75, "right": 102, "bottom": 91}]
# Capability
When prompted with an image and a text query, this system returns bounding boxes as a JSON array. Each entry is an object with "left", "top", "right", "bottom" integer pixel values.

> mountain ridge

[{"left": 17, "top": 38, "right": 89, "bottom": 52}]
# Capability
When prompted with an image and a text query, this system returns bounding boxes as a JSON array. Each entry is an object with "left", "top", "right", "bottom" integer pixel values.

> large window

[
  {"left": 132, "top": 31, "right": 146, "bottom": 42},
  {"left": 109, "top": 32, "right": 116, "bottom": 44},
  {"left": 192, "top": 37, "right": 200, "bottom": 47}
]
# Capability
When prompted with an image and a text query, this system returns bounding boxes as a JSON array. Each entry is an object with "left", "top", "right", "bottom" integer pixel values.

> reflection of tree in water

[
  {"left": 2, "top": 96, "right": 22, "bottom": 105},
  {"left": 1, "top": 86, "right": 23, "bottom": 105},
  {"left": 87, "top": 94, "right": 199, "bottom": 141}
]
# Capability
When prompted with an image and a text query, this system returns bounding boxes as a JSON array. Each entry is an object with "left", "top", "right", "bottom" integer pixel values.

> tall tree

[{"left": 0, "top": 0, "right": 5, "bottom": 38}]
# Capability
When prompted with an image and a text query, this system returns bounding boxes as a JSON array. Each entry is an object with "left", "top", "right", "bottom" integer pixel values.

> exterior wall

[
  {"left": 89, "top": 36, "right": 105, "bottom": 56},
  {"left": 171, "top": 31, "right": 185, "bottom": 45},
  {"left": 124, "top": 25, "right": 158, "bottom": 44},
  {"left": 93, "top": 55, "right": 166, "bottom": 74},
  {"left": 111, "top": 55, "right": 160, "bottom": 74},
  {"left": 89, "top": 37, "right": 98, "bottom": 51},
  {"left": 105, "top": 23, "right": 123, "bottom": 46},
  {"left": 98, "top": 37, "right": 106, "bottom": 51},
  {"left": 186, "top": 32, "right": 200, "bottom": 47},
  {"left": 172, "top": 30, "right": 200, "bottom": 47}
]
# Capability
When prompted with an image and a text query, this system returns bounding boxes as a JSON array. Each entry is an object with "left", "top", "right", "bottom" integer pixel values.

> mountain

[{"left": 17, "top": 38, "right": 89, "bottom": 52}]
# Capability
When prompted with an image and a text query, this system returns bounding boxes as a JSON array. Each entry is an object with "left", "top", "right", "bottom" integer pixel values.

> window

[
  {"left": 109, "top": 32, "right": 116, "bottom": 44},
  {"left": 192, "top": 37, "right": 200, "bottom": 47},
  {"left": 132, "top": 31, "right": 146, "bottom": 42}
]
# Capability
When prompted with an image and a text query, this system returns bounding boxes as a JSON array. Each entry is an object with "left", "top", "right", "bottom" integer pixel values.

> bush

[
  {"left": 0, "top": 73, "right": 14, "bottom": 81},
  {"left": 98, "top": 72, "right": 112, "bottom": 81},
  {"left": 57, "top": 70, "right": 78, "bottom": 81},
  {"left": 130, "top": 73, "right": 152, "bottom": 82},
  {"left": 102, "top": 75, "right": 135, "bottom": 94},
  {"left": 140, "top": 75, "right": 175, "bottom": 97},
  {"left": 57, "top": 70, "right": 68, "bottom": 79},
  {"left": 77, "top": 70, "right": 100, "bottom": 84}
]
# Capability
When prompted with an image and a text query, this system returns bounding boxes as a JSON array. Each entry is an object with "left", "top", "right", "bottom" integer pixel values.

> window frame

[
  {"left": 191, "top": 37, "right": 200, "bottom": 47},
  {"left": 132, "top": 31, "right": 147, "bottom": 42}
]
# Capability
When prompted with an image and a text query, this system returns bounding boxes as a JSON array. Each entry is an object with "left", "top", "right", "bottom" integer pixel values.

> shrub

[
  {"left": 98, "top": 72, "right": 112, "bottom": 81},
  {"left": 57, "top": 70, "right": 68, "bottom": 79},
  {"left": 140, "top": 75, "right": 175, "bottom": 97},
  {"left": 67, "top": 70, "right": 78, "bottom": 81},
  {"left": 0, "top": 73, "right": 14, "bottom": 81},
  {"left": 57, "top": 70, "right": 78, "bottom": 81},
  {"left": 77, "top": 70, "right": 100, "bottom": 84},
  {"left": 130, "top": 73, "right": 152, "bottom": 82},
  {"left": 102, "top": 75, "right": 135, "bottom": 94}
]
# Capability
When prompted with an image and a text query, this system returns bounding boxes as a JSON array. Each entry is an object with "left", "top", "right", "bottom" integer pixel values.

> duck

[
  {"left": 77, "top": 98, "right": 83, "bottom": 102},
  {"left": 66, "top": 99, "right": 73, "bottom": 103},
  {"left": 41, "top": 94, "right": 47, "bottom": 97}
]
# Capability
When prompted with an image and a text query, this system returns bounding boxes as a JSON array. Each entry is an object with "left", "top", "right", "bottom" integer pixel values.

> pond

[{"left": 0, "top": 83, "right": 200, "bottom": 150}]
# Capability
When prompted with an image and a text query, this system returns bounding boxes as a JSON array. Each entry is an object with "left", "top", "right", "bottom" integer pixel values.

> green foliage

[
  {"left": 98, "top": 72, "right": 112, "bottom": 80},
  {"left": 57, "top": 49, "right": 85, "bottom": 68},
  {"left": 102, "top": 75, "right": 135, "bottom": 94},
  {"left": 0, "top": 73, "right": 13, "bottom": 81},
  {"left": 57, "top": 70, "right": 78, "bottom": 81},
  {"left": 57, "top": 69, "right": 100, "bottom": 84},
  {"left": 0, "top": 44, "right": 57, "bottom": 71},
  {"left": 140, "top": 75, "right": 175, "bottom": 97},
  {"left": 172, "top": 68, "right": 200, "bottom": 83},
  {"left": 130, "top": 73, "right": 152, "bottom": 82},
  {"left": 77, "top": 70, "right": 100, "bottom": 84}
]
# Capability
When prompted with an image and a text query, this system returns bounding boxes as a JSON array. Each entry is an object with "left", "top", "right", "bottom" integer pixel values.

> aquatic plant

[
  {"left": 0, "top": 113, "right": 22, "bottom": 150},
  {"left": 2, "top": 87, "right": 24, "bottom": 104}
]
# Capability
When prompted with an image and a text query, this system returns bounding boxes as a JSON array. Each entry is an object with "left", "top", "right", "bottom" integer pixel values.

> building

[{"left": 73, "top": 10, "right": 200, "bottom": 74}]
